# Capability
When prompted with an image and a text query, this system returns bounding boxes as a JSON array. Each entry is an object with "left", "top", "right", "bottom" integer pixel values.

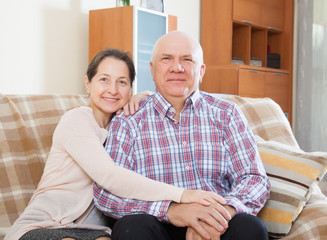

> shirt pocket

[{"left": 195, "top": 142, "right": 228, "bottom": 179}]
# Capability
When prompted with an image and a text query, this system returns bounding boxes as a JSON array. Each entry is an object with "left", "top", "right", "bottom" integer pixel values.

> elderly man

[{"left": 93, "top": 31, "right": 270, "bottom": 240}]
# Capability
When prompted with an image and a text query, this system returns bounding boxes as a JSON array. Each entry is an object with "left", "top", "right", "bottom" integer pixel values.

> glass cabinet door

[{"left": 134, "top": 8, "right": 167, "bottom": 93}]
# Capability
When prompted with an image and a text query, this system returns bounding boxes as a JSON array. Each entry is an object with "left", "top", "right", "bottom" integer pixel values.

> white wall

[{"left": 0, "top": 0, "right": 200, "bottom": 95}]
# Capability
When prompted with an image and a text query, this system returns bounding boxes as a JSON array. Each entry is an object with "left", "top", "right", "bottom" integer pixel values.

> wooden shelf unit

[{"left": 201, "top": 0, "right": 294, "bottom": 122}]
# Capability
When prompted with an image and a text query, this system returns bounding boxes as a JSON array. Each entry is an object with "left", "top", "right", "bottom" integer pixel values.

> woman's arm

[
  {"left": 57, "top": 108, "right": 183, "bottom": 202},
  {"left": 56, "top": 107, "right": 224, "bottom": 205}
]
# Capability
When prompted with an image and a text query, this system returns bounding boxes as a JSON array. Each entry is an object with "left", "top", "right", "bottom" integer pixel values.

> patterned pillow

[
  {"left": 284, "top": 186, "right": 327, "bottom": 239},
  {"left": 256, "top": 140, "right": 327, "bottom": 238}
]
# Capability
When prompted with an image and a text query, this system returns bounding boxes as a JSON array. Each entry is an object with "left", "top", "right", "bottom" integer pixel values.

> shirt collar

[
  {"left": 153, "top": 89, "right": 202, "bottom": 119},
  {"left": 189, "top": 89, "right": 201, "bottom": 112}
]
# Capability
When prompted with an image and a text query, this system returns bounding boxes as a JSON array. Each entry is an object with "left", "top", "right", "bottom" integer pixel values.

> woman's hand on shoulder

[
  {"left": 116, "top": 91, "right": 154, "bottom": 116},
  {"left": 181, "top": 189, "right": 227, "bottom": 206}
]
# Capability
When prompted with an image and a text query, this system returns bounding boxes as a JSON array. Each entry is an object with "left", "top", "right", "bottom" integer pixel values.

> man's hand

[
  {"left": 167, "top": 202, "right": 231, "bottom": 239},
  {"left": 224, "top": 205, "right": 236, "bottom": 219},
  {"left": 185, "top": 205, "right": 236, "bottom": 240},
  {"left": 186, "top": 222, "right": 224, "bottom": 240},
  {"left": 186, "top": 227, "right": 208, "bottom": 240}
]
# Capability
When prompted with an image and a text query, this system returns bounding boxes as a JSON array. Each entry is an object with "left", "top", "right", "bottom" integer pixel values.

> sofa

[{"left": 1, "top": 93, "right": 327, "bottom": 240}]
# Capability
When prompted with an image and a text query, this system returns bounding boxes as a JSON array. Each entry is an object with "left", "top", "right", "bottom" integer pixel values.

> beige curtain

[{"left": 294, "top": 0, "right": 327, "bottom": 151}]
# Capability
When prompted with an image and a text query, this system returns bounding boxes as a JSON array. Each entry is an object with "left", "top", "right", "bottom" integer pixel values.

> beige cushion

[
  {"left": 284, "top": 186, "right": 327, "bottom": 239},
  {"left": 0, "top": 94, "right": 88, "bottom": 237},
  {"left": 256, "top": 139, "right": 327, "bottom": 238},
  {"left": 224, "top": 96, "right": 299, "bottom": 148}
]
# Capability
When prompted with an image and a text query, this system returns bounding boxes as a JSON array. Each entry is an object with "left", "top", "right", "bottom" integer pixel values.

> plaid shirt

[{"left": 93, "top": 90, "right": 270, "bottom": 222}]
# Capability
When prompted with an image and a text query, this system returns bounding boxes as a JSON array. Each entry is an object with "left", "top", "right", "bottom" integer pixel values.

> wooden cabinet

[
  {"left": 233, "top": 0, "right": 261, "bottom": 25},
  {"left": 238, "top": 69, "right": 266, "bottom": 98},
  {"left": 232, "top": 23, "right": 251, "bottom": 65},
  {"left": 201, "top": 66, "right": 290, "bottom": 112},
  {"left": 201, "top": 0, "right": 233, "bottom": 66},
  {"left": 233, "top": 0, "right": 284, "bottom": 30},
  {"left": 266, "top": 72, "right": 289, "bottom": 111},
  {"left": 89, "top": 6, "right": 177, "bottom": 94},
  {"left": 201, "top": 66, "right": 238, "bottom": 94},
  {"left": 201, "top": 0, "right": 294, "bottom": 121},
  {"left": 239, "top": 69, "right": 290, "bottom": 112},
  {"left": 261, "top": 0, "right": 285, "bottom": 30}
]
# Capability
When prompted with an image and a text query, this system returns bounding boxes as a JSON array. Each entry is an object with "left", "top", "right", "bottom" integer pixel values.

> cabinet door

[
  {"left": 136, "top": 8, "right": 167, "bottom": 93},
  {"left": 261, "top": 0, "right": 285, "bottom": 30},
  {"left": 238, "top": 69, "right": 266, "bottom": 98},
  {"left": 202, "top": 0, "right": 233, "bottom": 66},
  {"left": 233, "top": 0, "right": 261, "bottom": 25},
  {"left": 89, "top": 7, "right": 134, "bottom": 62},
  {"left": 201, "top": 67, "right": 238, "bottom": 94},
  {"left": 266, "top": 72, "right": 289, "bottom": 111}
]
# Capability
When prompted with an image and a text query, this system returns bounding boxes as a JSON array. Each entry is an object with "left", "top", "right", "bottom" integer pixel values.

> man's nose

[{"left": 170, "top": 61, "right": 185, "bottom": 73}]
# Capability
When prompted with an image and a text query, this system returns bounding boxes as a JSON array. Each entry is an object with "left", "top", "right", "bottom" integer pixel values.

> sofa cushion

[
  {"left": 224, "top": 96, "right": 299, "bottom": 148},
  {"left": 256, "top": 139, "right": 327, "bottom": 238},
  {"left": 283, "top": 186, "right": 327, "bottom": 239},
  {"left": 0, "top": 94, "right": 88, "bottom": 237}
]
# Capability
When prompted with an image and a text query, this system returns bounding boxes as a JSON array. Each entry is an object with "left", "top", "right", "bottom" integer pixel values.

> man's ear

[
  {"left": 199, "top": 64, "right": 206, "bottom": 84},
  {"left": 150, "top": 61, "right": 154, "bottom": 82}
]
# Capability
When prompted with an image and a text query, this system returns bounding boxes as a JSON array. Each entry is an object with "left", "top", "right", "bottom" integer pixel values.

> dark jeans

[
  {"left": 20, "top": 228, "right": 110, "bottom": 240},
  {"left": 110, "top": 213, "right": 268, "bottom": 240}
]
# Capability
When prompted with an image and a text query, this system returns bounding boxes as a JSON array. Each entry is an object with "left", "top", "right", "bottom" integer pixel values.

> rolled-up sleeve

[{"left": 223, "top": 105, "right": 270, "bottom": 215}]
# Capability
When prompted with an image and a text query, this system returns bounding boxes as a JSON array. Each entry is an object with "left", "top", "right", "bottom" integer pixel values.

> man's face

[{"left": 150, "top": 33, "right": 206, "bottom": 103}]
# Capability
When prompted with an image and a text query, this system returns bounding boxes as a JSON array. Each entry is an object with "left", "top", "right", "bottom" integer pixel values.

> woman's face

[{"left": 85, "top": 57, "right": 132, "bottom": 115}]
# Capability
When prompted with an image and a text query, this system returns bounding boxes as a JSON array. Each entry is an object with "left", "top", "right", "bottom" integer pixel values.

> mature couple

[{"left": 6, "top": 31, "right": 270, "bottom": 240}]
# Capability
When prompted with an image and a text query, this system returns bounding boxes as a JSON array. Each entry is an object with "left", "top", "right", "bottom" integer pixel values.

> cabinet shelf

[
  {"left": 251, "top": 27, "right": 266, "bottom": 67},
  {"left": 231, "top": 22, "right": 285, "bottom": 70},
  {"left": 232, "top": 23, "right": 250, "bottom": 64},
  {"left": 236, "top": 64, "right": 289, "bottom": 74}
]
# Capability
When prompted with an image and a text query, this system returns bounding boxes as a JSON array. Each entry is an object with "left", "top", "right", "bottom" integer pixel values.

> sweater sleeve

[{"left": 56, "top": 107, "right": 184, "bottom": 202}]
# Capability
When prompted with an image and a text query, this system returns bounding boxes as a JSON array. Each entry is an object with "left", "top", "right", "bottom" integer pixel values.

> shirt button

[
  {"left": 186, "top": 165, "right": 190, "bottom": 170},
  {"left": 183, "top": 141, "right": 187, "bottom": 146}
]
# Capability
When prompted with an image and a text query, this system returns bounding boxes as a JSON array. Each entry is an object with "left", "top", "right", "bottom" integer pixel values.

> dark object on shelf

[{"left": 267, "top": 53, "right": 280, "bottom": 69}]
